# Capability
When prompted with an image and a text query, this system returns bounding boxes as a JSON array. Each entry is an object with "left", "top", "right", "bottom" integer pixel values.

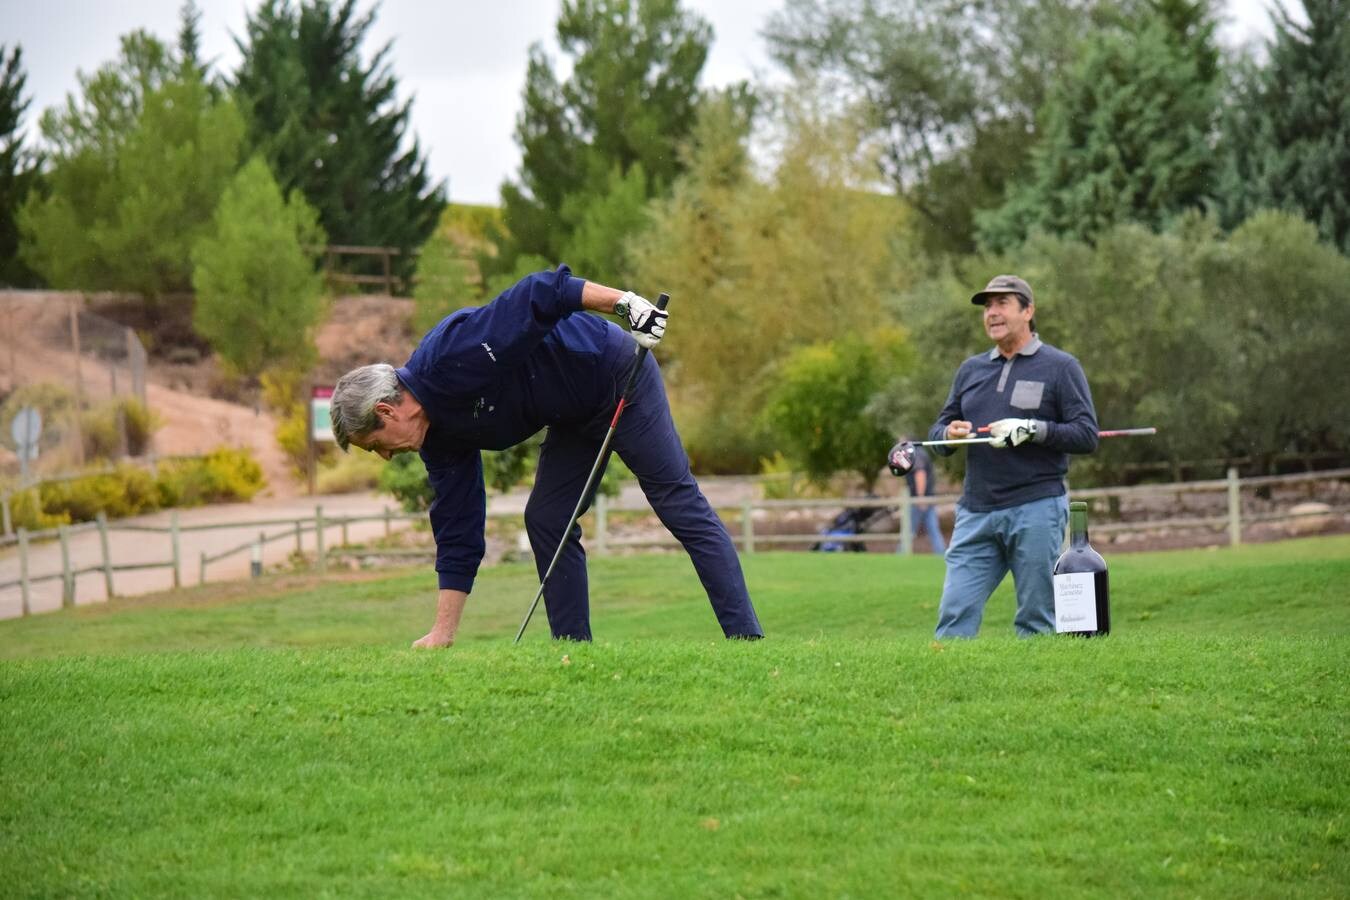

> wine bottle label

[{"left": 1053, "top": 572, "right": 1098, "bottom": 633}]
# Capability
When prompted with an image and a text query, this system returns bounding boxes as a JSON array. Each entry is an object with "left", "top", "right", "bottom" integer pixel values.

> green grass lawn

[{"left": 2, "top": 537, "right": 1348, "bottom": 897}]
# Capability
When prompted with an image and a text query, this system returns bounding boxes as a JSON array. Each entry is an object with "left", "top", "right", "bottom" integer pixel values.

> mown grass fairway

[{"left": 2, "top": 537, "right": 1348, "bottom": 897}]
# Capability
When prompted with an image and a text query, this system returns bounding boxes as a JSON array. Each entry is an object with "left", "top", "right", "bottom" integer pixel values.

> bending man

[{"left": 330, "top": 265, "right": 764, "bottom": 647}]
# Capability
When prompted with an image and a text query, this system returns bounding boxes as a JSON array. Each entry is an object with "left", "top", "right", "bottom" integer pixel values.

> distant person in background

[
  {"left": 899, "top": 440, "right": 945, "bottom": 555},
  {"left": 927, "top": 275, "right": 1098, "bottom": 638},
  {"left": 329, "top": 265, "right": 763, "bottom": 648}
]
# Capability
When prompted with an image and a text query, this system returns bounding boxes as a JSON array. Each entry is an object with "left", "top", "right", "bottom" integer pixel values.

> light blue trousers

[{"left": 934, "top": 494, "right": 1069, "bottom": 638}]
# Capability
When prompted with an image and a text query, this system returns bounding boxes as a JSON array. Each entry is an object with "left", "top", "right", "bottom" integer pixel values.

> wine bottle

[{"left": 1052, "top": 501, "right": 1110, "bottom": 636}]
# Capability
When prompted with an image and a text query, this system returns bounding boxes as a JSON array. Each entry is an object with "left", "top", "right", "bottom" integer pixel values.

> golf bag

[{"left": 811, "top": 504, "right": 891, "bottom": 552}]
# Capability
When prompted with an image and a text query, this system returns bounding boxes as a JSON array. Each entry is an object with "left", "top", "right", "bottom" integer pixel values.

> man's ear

[{"left": 373, "top": 400, "right": 396, "bottom": 422}]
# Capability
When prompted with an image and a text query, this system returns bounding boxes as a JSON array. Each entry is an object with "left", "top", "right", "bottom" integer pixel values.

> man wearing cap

[{"left": 925, "top": 275, "right": 1098, "bottom": 638}]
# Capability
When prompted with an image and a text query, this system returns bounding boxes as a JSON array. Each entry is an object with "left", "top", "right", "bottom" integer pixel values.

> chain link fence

[{"left": 0, "top": 291, "right": 150, "bottom": 484}]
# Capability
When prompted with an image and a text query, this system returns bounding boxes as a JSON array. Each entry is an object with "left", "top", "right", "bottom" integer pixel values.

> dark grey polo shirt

[{"left": 927, "top": 337, "right": 1099, "bottom": 511}]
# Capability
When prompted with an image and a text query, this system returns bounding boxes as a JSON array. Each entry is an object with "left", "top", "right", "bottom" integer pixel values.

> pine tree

[
  {"left": 18, "top": 10, "right": 244, "bottom": 302},
  {"left": 191, "top": 156, "right": 326, "bottom": 379},
  {"left": 1217, "top": 0, "right": 1350, "bottom": 253},
  {"left": 0, "top": 45, "right": 42, "bottom": 286},
  {"left": 976, "top": 2, "right": 1220, "bottom": 250},
  {"left": 232, "top": 0, "right": 444, "bottom": 282},
  {"left": 492, "top": 0, "right": 711, "bottom": 283}
]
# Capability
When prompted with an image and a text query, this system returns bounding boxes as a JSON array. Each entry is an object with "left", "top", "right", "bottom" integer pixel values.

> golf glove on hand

[
  {"left": 617, "top": 291, "right": 666, "bottom": 349},
  {"left": 987, "top": 418, "right": 1040, "bottom": 448}
]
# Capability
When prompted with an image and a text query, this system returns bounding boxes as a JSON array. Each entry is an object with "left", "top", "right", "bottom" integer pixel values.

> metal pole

[
  {"left": 97, "top": 511, "right": 114, "bottom": 599},
  {"left": 252, "top": 533, "right": 264, "bottom": 578},
  {"left": 384, "top": 505, "right": 392, "bottom": 538},
  {"left": 170, "top": 511, "right": 181, "bottom": 588},
  {"left": 899, "top": 491, "right": 913, "bottom": 555},
  {"left": 199, "top": 551, "right": 207, "bottom": 585},
  {"left": 315, "top": 505, "right": 326, "bottom": 574},
  {"left": 59, "top": 524, "right": 73, "bottom": 608},
  {"left": 18, "top": 527, "right": 30, "bottom": 616},
  {"left": 69, "top": 297, "right": 85, "bottom": 465},
  {"left": 742, "top": 498, "right": 755, "bottom": 554},
  {"left": 2, "top": 491, "right": 10, "bottom": 538},
  {"left": 1227, "top": 466, "right": 1241, "bottom": 547}
]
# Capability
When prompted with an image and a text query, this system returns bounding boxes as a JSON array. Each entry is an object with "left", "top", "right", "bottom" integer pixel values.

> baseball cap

[{"left": 971, "top": 274, "right": 1034, "bottom": 306}]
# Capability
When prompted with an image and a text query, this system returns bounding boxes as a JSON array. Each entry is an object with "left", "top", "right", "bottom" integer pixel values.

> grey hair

[{"left": 331, "top": 363, "right": 403, "bottom": 451}]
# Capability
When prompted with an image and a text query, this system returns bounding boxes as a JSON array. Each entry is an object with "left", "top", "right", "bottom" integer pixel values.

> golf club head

[{"left": 887, "top": 440, "right": 916, "bottom": 477}]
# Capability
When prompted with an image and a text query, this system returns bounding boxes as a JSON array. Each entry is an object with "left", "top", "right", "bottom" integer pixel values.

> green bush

[
  {"left": 39, "top": 466, "right": 162, "bottom": 521},
  {"left": 377, "top": 453, "right": 433, "bottom": 513},
  {"left": 80, "top": 397, "right": 159, "bottom": 461},
  {"left": 6, "top": 488, "right": 69, "bottom": 531},
  {"left": 316, "top": 448, "right": 384, "bottom": 494},
  {"left": 761, "top": 328, "right": 914, "bottom": 490},
  {"left": 157, "top": 449, "right": 265, "bottom": 507}
]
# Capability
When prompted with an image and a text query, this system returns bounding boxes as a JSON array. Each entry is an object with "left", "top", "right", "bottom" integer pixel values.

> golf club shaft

[
  {"left": 513, "top": 292, "right": 669, "bottom": 644},
  {"left": 917, "top": 426, "right": 1158, "bottom": 449},
  {"left": 971, "top": 425, "right": 1158, "bottom": 437}
]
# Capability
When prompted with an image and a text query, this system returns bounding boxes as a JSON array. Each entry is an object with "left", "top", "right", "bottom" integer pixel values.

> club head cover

[{"left": 887, "top": 440, "right": 916, "bottom": 477}]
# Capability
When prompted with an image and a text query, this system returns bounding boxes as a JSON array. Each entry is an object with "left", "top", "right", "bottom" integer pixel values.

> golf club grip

[{"left": 610, "top": 292, "right": 671, "bottom": 426}]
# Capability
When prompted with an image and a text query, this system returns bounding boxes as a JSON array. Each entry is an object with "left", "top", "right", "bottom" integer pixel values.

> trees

[
  {"left": 976, "top": 2, "right": 1220, "bottom": 250},
  {"left": 232, "top": 0, "right": 444, "bottom": 278},
  {"left": 191, "top": 156, "right": 326, "bottom": 379},
  {"left": 19, "top": 14, "right": 244, "bottom": 302},
  {"left": 1217, "top": 0, "right": 1350, "bottom": 254},
  {"left": 764, "top": 0, "right": 1122, "bottom": 255},
  {"left": 0, "top": 44, "right": 41, "bottom": 287},
  {"left": 630, "top": 91, "right": 914, "bottom": 471},
  {"left": 493, "top": 0, "right": 711, "bottom": 285},
  {"left": 888, "top": 212, "right": 1350, "bottom": 483}
]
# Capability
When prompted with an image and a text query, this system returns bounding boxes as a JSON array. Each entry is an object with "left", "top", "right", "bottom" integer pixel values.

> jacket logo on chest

[{"left": 481, "top": 342, "right": 497, "bottom": 363}]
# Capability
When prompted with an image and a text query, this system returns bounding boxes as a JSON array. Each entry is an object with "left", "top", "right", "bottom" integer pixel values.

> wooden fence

[{"left": 1, "top": 467, "right": 1345, "bottom": 617}]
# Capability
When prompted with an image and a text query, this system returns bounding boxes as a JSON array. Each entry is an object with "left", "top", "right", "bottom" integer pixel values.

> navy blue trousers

[{"left": 523, "top": 353, "right": 763, "bottom": 641}]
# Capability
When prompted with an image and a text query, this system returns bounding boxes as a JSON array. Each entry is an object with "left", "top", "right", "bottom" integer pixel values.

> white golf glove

[
  {"left": 987, "top": 418, "right": 1040, "bottom": 448},
  {"left": 616, "top": 291, "right": 666, "bottom": 349}
]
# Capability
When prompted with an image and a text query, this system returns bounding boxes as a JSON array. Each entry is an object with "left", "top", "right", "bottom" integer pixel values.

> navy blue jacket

[
  {"left": 396, "top": 266, "right": 636, "bottom": 592},
  {"left": 928, "top": 337, "right": 1098, "bottom": 511}
]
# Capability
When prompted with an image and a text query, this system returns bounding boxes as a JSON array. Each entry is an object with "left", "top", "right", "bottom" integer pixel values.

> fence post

[
  {"left": 97, "top": 511, "right": 114, "bottom": 599},
  {"left": 2, "top": 491, "right": 10, "bottom": 538},
  {"left": 315, "top": 505, "right": 326, "bottom": 574},
  {"left": 295, "top": 520, "right": 303, "bottom": 554},
  {"left": 899, "top": 492, "right": 913, "bottom": 555},
  {"left": 596, "top": 493, "right": 608, "bottom": 555},
  {"left": 17, "top": 527, "right": 30, "bottom": 616},
  {"left": 742, "top": 498, "right": 755, "bottom": 554},
  {"left": 59, "top": 524, "right": 74, "bottom": 608},
  {"left": 199, "top": 551, "right": 207, "bottom": 585},
  {"left": 384, "top": 505, "right": 392, "bottom": 538},
  {"left": 1227, "top": 466, "right": 1241, "bottom": 547},
  {"left": 341, "top": 516, "right": 349, "bottom": 548},
  {"left": 252, "top": 533, "right": 264, "bottom": 578},
  {"left": 170, "top": 510, "right": 181, "bottom": 588}
]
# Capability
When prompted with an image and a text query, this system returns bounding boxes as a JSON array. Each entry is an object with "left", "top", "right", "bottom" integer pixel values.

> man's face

[
  {"left": 983, "top": 293, "right": 1034, "bottom": 344},
  {"left": 349, "top": 399, "right": 426, "bottom": 460}
]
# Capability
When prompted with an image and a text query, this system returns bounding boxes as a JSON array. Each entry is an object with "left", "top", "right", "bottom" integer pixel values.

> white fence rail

[{"left": 1, "top": 467, "right": 1346, "bottom": 617}]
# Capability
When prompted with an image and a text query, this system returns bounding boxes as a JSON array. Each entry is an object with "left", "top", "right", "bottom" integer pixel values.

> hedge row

[{"left": 8, "top": 448, "right": 265, "bottom": 532}]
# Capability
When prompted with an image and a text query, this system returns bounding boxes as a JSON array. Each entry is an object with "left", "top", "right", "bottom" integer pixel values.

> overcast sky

[{"left": 2, "top": 0, "right": 1293, "bottom": 205}]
